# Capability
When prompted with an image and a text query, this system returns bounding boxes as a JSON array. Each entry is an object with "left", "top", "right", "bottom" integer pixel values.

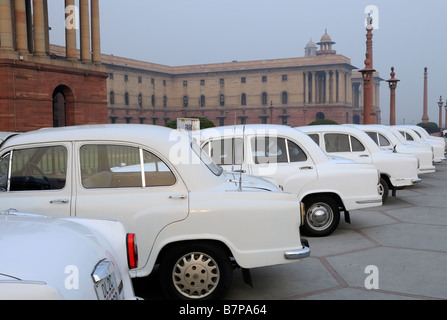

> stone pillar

[
  {"left": 360, "top": 25, "right": 376, "bottom": 124},
  {"left": 80, "top": 0, "right": 91, "bottom": 62},
  {"left": 0, "top": 0, "right": 14, "bottom": 50},
  {"left": 386, "top": 67, "right": 399, "bottom": 126},
  {"left": 14, "top": 0, "right": 28, "bottom": 53},
  {"left": 421, "top": 67, "right": 429, "bottom": 123},
  {"left": 91, "top": 0, "right": 101, "bottom": 64},
  {"left": 33, "top": 0, "right": 46, "bottom": 55},
  {"left": 65, "top": 0, "right": 77, "bottom": 60}
]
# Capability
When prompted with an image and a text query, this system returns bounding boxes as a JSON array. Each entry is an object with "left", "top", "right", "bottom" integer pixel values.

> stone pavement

[{"left": 134, "top": 161, "right": 447, "bottom": 300}]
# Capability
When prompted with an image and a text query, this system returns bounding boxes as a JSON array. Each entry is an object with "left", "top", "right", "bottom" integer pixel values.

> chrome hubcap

[
  {"left": 172, "top": 252, "right": 220, "bottom": 299},
  {"left": 307, "top": 202, "right": 333, "bottom": 231}
]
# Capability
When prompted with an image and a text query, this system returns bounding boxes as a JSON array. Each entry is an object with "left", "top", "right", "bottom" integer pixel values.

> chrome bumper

[
  {"left": 412, "top": 178, "right": 422, "bottom": 184},
  {"left": 284, "top": 239, "right": 310, "bottom": 260}
]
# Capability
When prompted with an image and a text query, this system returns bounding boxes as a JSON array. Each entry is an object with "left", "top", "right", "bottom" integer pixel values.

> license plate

[{"left": 92, "top": 260, "right": 124, "bottom": 300}]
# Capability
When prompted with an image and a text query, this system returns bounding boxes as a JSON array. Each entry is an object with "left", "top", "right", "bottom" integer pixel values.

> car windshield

[{"left": 191, "top": 142, "right": 223, "bottom": 176}]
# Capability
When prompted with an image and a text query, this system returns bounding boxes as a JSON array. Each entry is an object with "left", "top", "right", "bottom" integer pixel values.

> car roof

[{"left": 200, "top": 124, "right": 330, "bottom": 164}]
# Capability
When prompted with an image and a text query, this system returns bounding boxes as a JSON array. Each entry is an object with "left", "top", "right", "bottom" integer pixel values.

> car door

[
  {"left": 247, "top": 135, "right": 318, "bottom": 194},
  {"left": 72, "top": 142, "right": 189, "bottom": 269},
  {"left": 323, "top": 133, "right": 373, "bottom": 165},
  {"left": 0, "top": 144, "right": 73, "bottom": 216}
]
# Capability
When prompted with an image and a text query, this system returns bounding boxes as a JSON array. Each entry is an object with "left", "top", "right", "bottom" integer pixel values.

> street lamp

[
  {"left": 444, "top": 100, "right": 447, "bottom": 137},
  {"left": 386, "top": 67, "right": 400, "bottom": 126},
  {"left": 438, "top": 96, "right": 443, "bottom": 137}
]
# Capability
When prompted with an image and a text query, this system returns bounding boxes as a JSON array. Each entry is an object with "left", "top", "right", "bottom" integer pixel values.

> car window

[
  {"left": 204, "top": 138, "right": 243, "bottom": 165},
  {"left": 366, "top": 132, "right": 378, "bottom": 144},
  {"left": 308, "top": 134, "right": 319, "bottom": 146},
  {"left": 251, "top": 137, "right": 288, "bottom": 164},
  {"left": 8, "top": 146, "right": 67, "bottom": 191},
  {"left": 324, "top": 133, "right": 350, "bottom": 152},
  {"left": 0, "top": 153, "right": 10, "bottom": 191},
  {"left": 80, "top": 144, "right": 175, "bottom": 189},
  {"left": 378, "top": 134, "right": 391, "bottom": 147},
  {"left": 351, "top": 136, "right": 365, "bottom": 152},
  {"left": 287, "top": 140, "right": 308, "bottom": 162}
]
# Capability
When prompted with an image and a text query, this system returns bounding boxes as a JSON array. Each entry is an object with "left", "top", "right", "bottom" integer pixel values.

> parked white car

[
  {"left": 297, "top": 125, "right": 421, "bottom": 201},
  {"left": 348, "top": 124, "right": 436, "bottom": 174},
  {"left": 199, "top": 125, "right": 382, "bottom": 237},
  {"left": 0, "top": 209, "right": 138, "bottom": 300},
  {"left": 0, "top": 124, "right": 309, "bottom": 300},
  {"left": 393, "top": 125, "right": 446, "bottom": 163}
]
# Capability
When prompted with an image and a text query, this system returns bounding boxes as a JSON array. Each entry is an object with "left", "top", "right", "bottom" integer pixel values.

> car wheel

[
  {"left": 378, "top": 177, "right": 389, "bottom": 203},
  {"left": 302, "top": 196, "right": 340, "bottom": 237},
  {"left": 159, "top": 243, "right": 233, "bottom": 300}
]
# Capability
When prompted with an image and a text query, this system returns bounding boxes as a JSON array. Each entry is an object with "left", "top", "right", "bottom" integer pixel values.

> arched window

[
  {"left": 241, "top": 93, "right": 247, "bottom": 106},
  {"left": 316, "top": 112, "right": 325, "bottom": 120},
  {"left": 282, "top": 91, "right": 288, "bottom": 105},
  {"left": 200, "top": 95, "right": 206, "bottom": 107},
  {"left": 262, "top": 92, "right": 268, "bottom": 106},
  {"left": 124, "top": 92, "right": 129, "bottom": 106}
]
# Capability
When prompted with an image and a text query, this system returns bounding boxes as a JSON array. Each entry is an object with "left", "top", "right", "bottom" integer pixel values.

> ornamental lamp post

[
  {"left": 438, "top": 96, "right": 444, "bottom": 137},
  {"left": 386, "top": 67, "right": 400, "bottom": 126}
]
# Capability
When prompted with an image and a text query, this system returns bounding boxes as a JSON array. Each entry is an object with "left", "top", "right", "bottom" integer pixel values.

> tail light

[{"left": 126, "top": 233, "right": 138, "bottom": 269}]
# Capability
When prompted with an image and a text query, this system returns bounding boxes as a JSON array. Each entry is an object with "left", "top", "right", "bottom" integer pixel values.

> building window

[
  {"left": 241, "top": 77, "right": 246, "bottom": 83},
  {"left": 163, "top": 80, "right": 166, "bottom": 86},
  {"left": 219, "top": 94, "right": 225, "bottom": 107},
  {"left": 152, "top": 117, "right": 158, "bottom": 125},
  {"left": 282, "top": 75, "right": 288, "bottom": 81},
  {"left": 219, "top": 78, "right": 224, "bottom": 85},
  {"left": 151, "top": 78, "right": 155, "bottom": 85},
  {"left": 260, "top": 116, "right": 268, "bottom": 124},
  {"left": 124, "top": 92, "right": 129, "bottom": 106},
  {"left": 241, "top": 93, "right": 247, "bottom": 106},
  {"left": 261, "top": 92, "right": 268, "bottom": 106},
  {"left": 138, "top": 93, "right": 143, "bottom": 108},
  {"left": 124, "top": 75, "right": 128, "bottom": 82},
  {"left": 183, "top": 80, "right": 188, "bottom": 87},
  {"left": 316, "top": 112, "right": 325, "bottom": 120},
  {"left": 139, "top": 117, "right": 145, "bottom": 124},
  {"left": 151, "top": 95, "right": 155, "bottom": 107},
  {"left": 200, "top": 95, "right": 206, "bottom": 107},
  {"left": 110, "top": 91, "right": 115, "bottom": 105},
  {"left": 109, "top": 73, "right": 114, "bottom": 80},
  {"left": 138, "top": 76, "right": 142, "bottom": 84},
  {"left": 201, "top": 79, "right": 205, "bottom": 86},
  {"left": 219, "top": 118, "right": 225, "bottom": 126},
  {"left": 281, "top": 116, "right": 288, "bottom": 126},
  {"left": 262, "top": 76, "right": 267, "bottom": 82},
  {"left": 183, "top": 96, "right": 188, "bottom": 107},
  {"left": 240, "top": 117, "right": 247, "bottom": 125},
  {"left": 163, "top": 95, "right": 167, "bottom": 108},
  {"left": 282, "top": 91, "right": 288, "bottom": 105}
]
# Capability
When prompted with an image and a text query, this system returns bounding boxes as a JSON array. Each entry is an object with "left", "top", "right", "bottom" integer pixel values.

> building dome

[
  {"left": 304, "top": 38, "right": 317, "bottom": 57},
  {"left": 316, "top": 29, "right": 336, "bottom": 55}
]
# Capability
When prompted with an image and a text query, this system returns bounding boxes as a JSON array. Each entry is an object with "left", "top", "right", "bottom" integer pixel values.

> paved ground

[{"left": 134, "top": 160, "right": 447, "bottom": 300}]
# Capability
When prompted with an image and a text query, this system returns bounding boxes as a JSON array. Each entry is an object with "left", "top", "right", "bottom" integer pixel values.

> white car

[
  {"left": 348, "top": 124, "right": 436, "bottom": 174},
  {"left": 0, "top": 210, "right": 138, "bottom": 300},
  {"left": 393, "top": 125, "right": 446, "bottom": 163},
  {"left": 199, "top": 124, "right": 382, "bottom": 237},
  {"left": 297, "top": 125, "right": 421, "bottom": 201},
  {"left": 0, "top": 124, "right": 309, "bottom": 300}
]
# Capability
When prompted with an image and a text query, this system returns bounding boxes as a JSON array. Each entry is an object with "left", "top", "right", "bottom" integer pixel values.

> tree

[
  {"left": 165, "top": 116, "right": 216, "bottom": 130},
  {"left": 308, "top": 119, "right": 338, "bottom": 126},
  {"left": 417, "top": 122, "right": 439, "bottom": 134}
]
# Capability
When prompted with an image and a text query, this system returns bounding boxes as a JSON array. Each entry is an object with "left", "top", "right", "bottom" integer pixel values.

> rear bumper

[{"left": 284, "top": 238, "right": 311, "bottom": 260}]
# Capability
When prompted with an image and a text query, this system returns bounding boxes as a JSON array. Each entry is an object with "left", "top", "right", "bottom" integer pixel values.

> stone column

[
  {"left": 91, "top": 0, "right": 101, "bottom": 64},
  {"left": 33, "top": 0, "right": 46, "bottom": 55},
  {"left": 65, "top": 0, "right": 77, "bottom": 60},
  {"left": 80, "top": 0, "right": 91, "bottom": 62},
  {"left": 421, "top": 67, "right": 429, "bottom": 123},
  {"left": 360, "top": 25, "right": 376, "bottom": 124},
  {"left": 0, "top": 0, "right": 14, "bottom": 50},
  {"left": 14, "top": 0, "right": 28, "bottom": 53},
  {"left": 386, "top": 67, "right": 399, "bottom": 126}
]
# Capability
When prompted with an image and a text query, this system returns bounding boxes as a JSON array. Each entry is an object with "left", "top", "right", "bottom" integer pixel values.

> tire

[
  {"left": 378, "top": 177, "right": 389, "bottom": 203},
  {"left": 301, "top": 195, "right": 340, "bottom": 237},
  {"left": 158, "top": 242, "right": 233, "bottom": 300}
]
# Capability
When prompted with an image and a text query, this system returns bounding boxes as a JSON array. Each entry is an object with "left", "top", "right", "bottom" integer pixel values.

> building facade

[
  {"left": 99, "top": 31, "right": 382, "bottom": 127},
  {"left": 0, "top": 0, "right": 107, "bottom": 132}
]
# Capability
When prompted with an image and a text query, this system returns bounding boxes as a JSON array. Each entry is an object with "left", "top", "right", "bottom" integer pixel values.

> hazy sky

[{"left": 47, "top": 0, "right": 447, "bottom": 126}]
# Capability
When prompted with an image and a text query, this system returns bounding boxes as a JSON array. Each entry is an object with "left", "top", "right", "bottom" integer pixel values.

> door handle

[
  {"left": 169, "top": 195, "right": 187, "bottom": 200},
  {"left": 299, "top": 166, "right": 314, "bottom": 170},
  {"left": 50, "top": 199, "right": 69, "bottom": 204},
  {"left": 359, "top": 154, "right": 370, "bottom": 158}
]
